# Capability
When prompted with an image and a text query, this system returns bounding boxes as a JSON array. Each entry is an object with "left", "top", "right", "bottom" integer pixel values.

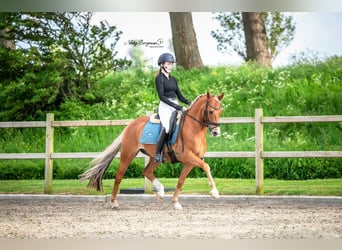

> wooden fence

[{"left": 1, "top": 109, "right": 341, "bottom": 194}]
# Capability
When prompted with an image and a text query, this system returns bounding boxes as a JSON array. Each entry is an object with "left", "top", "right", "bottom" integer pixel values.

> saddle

[
  {"left": 149, "top": 110, "right": 182, "bottom": 137},
  {"left": 140, "top": 110, "right": 183, "bottom": 163}
]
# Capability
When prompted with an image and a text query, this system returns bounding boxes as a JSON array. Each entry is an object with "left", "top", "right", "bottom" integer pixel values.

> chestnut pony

[{"left": 80, "top": 92, "right": 224, "bottom": 209}]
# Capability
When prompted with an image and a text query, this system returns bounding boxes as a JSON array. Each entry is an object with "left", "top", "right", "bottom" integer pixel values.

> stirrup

[{"left": 154, "top": 153, "right": 165, "bottom": 163}]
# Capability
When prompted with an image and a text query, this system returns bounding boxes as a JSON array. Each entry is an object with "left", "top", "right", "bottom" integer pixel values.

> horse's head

[
  {"left": 186, "top": 91, "right": 224, "bottom": 136},
  {"left": 204, "top": 91, "right": 224, "bottom": 137}
]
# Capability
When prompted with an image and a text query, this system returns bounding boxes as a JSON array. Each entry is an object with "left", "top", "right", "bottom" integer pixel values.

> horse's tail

[{"left": 79, "top": 127, "right": 126, "bottom": 191}]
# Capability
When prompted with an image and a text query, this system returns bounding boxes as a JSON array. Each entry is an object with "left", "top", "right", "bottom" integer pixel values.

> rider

[{"left": 154, "top": 52, "right": 192, "bottom": 163}]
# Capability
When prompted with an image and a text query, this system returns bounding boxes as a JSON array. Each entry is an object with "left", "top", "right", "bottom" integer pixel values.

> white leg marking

[
  {"left": 153, "top": 178, "right": 165, "bottom": 199},
  {"left": 210, "top": 188, "right": 220, "bottom": 198},
  {"left": 174, "top": 202, "right": 183, "bottom": 210}
]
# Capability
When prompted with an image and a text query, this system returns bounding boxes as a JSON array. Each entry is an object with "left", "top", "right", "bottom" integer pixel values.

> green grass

[{"left": 0, "top": 178, "right": 341, "bottom": 196}]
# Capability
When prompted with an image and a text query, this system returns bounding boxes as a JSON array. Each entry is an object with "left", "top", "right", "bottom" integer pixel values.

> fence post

[
  {"left": 144, "top": 111, "right": 153, "bottom": 194},
  {"left": 255, "top": 108, "right": 264, "bottom": 195},
  {"left": 44, "top": 113, "right": 54, "bottom": 194}
]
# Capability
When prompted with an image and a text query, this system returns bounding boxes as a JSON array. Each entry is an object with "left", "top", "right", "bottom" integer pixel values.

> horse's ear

[
  {"left": 207, "top": 91, "right": 210, "bottom": 99},
  {"left": 218, "top": 92, "right": 224, "bottom": 101}
]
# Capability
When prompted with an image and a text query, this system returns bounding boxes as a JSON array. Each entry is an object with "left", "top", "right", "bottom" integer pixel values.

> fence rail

[{"left": 1, "top": 109, "right": 342, "bottom": 194}]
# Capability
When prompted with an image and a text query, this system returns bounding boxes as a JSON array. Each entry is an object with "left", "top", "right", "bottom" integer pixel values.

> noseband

[{"left": 204, "top": 100, "right": 221, "bottom": 129}]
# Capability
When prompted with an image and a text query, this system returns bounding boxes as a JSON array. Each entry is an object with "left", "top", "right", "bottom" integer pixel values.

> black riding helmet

[{"left": 158, "top": 53, "right": 175, "bottom": 66}]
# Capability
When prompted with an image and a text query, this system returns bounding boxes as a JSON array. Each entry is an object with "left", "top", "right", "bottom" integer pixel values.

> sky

[{"left": 93, "top": 12, "right": 342, "bottom": 68}]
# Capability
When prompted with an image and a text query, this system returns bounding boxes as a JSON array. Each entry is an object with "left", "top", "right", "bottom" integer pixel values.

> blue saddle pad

[{"left": 140, "top": 121, "right": 179, "bottom": 145}]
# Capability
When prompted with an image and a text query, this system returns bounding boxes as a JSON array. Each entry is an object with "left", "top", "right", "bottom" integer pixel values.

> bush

[
  {"left": 0, "top": 160, "right": 45, "bottom": 180},
  {"left": 1, "top": 57, "right": 341, "bottom": 180},
  {"left": 265, "top": 158, "right": 342, "bottom": 180}
]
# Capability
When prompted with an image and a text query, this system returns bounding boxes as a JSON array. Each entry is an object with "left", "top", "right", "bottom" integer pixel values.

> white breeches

[{"left": 158, "top": 99, "right": 178, "bottom": 133}]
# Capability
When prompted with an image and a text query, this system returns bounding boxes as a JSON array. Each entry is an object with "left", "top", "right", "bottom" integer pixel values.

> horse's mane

[{"left": 188, "top": 93, "right": 207, "bottom": 110}]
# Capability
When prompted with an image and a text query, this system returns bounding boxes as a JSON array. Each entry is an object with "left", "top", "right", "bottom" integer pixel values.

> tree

[
  {"left": 15, "top": 13, "right": 130, "bottom": 90},
  {"left": 0, "top": 28, "right": 15, "bottom": 49},
  {"left": 0, "top": 13, "right": 15, "bottom": 49},
  {"left": 242, "top": 12, "right": 271, "bottom": 67},
  {"left": 211, "top": 12, "right": 295, "bottom": 67},
  {"left": 169, "top": 12, "right": 204, "bottom": 69},
  {"left": 0, "top": 12, "right": 131, "bottom": 121}
]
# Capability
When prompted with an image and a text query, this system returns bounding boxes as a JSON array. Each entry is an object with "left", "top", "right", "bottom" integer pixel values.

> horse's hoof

[
  {"left": 174, "top": 202, "right": 183, "bottom": 210},
  {"left": 156, "top": 189, "right": 165, "bottom": 200},
  {"left": 111, "top": 200, "right": 120, "bottom": 209},
  {"left": 156, "top": 193, "right": 163, "bottom": 201},
  {"left": 210, "top": 189, "right": 220, "bottom": 199}
]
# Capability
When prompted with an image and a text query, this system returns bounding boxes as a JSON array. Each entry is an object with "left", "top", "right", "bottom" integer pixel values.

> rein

[{"left": 176, "top": 96, "right": 222, "bottom": 158}]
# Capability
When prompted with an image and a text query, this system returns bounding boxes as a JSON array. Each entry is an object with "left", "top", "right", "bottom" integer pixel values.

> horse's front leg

[
  {"left": 172, "top": 163, "right": 194, "bottom": 209},
  {"left": 186, "top": 155, "right": 219, "bottom": 199},
  {"left": 204, "top": 162, "right": 219, "bottom": 198}
]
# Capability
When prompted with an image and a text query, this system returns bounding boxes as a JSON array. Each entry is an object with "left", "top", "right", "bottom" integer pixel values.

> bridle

[
  {"left": 183, "top": 99, "right": 222, "bottom": 131},
  {"left": 177, "top": 97, "right": 222, "bottom": 155}
]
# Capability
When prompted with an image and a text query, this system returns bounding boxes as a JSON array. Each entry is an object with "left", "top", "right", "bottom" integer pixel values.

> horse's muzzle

[{"left": 210, "top": 126, "right": 221, "bottom": 137}]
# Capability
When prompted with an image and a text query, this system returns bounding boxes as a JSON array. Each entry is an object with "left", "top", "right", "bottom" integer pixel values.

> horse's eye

[{"left": 209, "top": 111, "right": 214, "bottom": 114}]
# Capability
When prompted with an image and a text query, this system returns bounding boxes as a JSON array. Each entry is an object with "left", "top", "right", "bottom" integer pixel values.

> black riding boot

[{"left": 154, "top": 127, "right": 167, "bottom": 163}]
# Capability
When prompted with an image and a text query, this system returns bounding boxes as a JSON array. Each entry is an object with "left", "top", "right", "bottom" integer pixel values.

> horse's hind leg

[
  {"left": 110, "top": 150, "right": 137, "bottom": 209},
  {"left": 172, "top": 163, "right": 194, "bottom": 209},
  {"left": 142, "top": 157, "right": 164, "bottom": 200}
]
